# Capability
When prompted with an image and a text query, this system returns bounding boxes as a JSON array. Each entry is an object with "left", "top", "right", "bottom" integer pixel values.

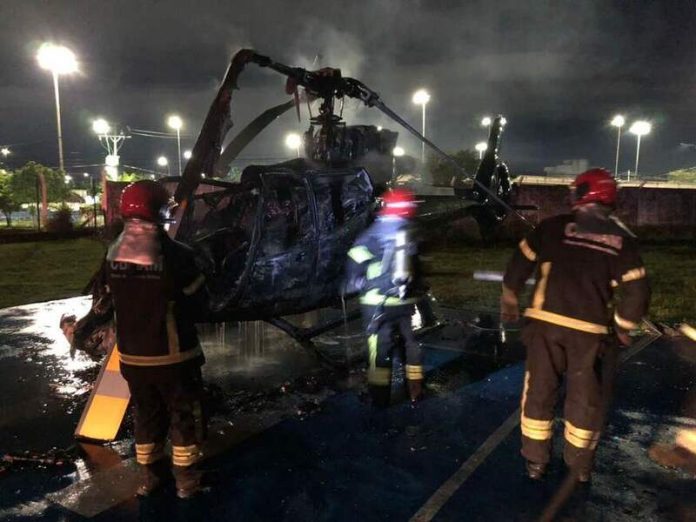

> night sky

[{"left": 1, "top": 0, "right": 695, "bottom": 177}]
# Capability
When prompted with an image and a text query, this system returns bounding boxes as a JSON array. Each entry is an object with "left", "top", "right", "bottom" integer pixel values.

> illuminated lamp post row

[{"left": 610, "top": 114, "right": 651, "bottom": 180}]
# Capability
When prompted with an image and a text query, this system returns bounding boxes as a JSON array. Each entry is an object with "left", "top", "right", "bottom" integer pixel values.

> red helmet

[
  {"left": 570, "top": 168, "right": 617, "bottom": 209},
  {"left": 120, "top": 180, "right": 171, "bottom": 222},
  {"left": 380, "top": 188, "right": 417, "bottom": 218}
]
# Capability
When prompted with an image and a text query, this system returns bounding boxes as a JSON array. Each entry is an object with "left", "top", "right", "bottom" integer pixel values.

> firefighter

[
  {"left": 500, "top": 168, "right": 650, "bottom": 481},
  {"left": 344, "top": 188, "right": 425, "bottom": 407},
  {"left": 106, "top": 180, "right": 208, "bottom": 499}
]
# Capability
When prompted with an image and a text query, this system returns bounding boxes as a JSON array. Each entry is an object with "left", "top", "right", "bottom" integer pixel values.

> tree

[
  {"left": 666, "top": 168, "right": 696, "bottom": 184},
  {"left": 0, "top": 171, "right": 20, "bottom": 226},
  {"left": 10, "top": 162, "right": 71, "bottom": 225},
  {"left": 425, "top": 149, "right": 479, "bottom": 187}
]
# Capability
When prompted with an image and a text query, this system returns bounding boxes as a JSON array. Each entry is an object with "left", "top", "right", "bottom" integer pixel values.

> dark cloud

[{"left": 1, "top": 0, "right": 695, "bottom": 175}]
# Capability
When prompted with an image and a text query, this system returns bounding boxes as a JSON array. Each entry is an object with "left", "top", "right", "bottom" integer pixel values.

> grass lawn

[
  {"left": 425, "top": 241, "right": 696, "bottom": 324},
  {"left": 0, "top": 238, "right": 692, "bottom": 324},
  {"left": 0, "top": 238, "right": 105, "bottom": 309}
]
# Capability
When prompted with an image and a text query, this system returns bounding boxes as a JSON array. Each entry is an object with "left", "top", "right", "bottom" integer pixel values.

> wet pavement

[{"left": 0, "top": 298, "right": 693, "bottom": 520}]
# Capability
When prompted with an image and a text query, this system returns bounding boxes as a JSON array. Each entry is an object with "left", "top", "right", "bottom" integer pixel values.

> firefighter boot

[
  {"left": 173, "top": 465, "right": 203, "bottom": 499},
  {"left": 136, "top": 459, "right": 169, "bottom": 497},
  {"left": 407, "top": 379, "right": 424, "bottom": 403},
  {"left": 526, "top": 460, "right": 547, "bottom": 480}
]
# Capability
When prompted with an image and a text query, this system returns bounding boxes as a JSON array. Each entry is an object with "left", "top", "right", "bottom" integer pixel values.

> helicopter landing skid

[{"left": 265, "top": 311, "right": 362, "bottom": 368}]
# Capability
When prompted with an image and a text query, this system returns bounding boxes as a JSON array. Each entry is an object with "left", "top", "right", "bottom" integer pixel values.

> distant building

[{"left": 543, "top": 159, "right": 589, "bottom": 177}]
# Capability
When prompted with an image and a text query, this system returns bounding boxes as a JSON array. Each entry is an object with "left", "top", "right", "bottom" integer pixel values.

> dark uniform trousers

[
  {"left": 361, "top": 304, "right": 424, "bottom": 391},
  {"left": 520, "top": 320, "right": 615, "bottom": 469},
  {"left": 122, "top": 362, "right": 206, "bottom": 483}
]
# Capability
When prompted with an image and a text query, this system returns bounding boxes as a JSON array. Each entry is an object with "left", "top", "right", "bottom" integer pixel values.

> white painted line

[{"left": 409, "top": 323, "right": 661, "bottom": 522}]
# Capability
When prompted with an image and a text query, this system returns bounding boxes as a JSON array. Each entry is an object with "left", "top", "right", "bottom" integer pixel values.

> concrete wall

[{"left": 509, "top": 179, "right": 696, "bottom": 237}]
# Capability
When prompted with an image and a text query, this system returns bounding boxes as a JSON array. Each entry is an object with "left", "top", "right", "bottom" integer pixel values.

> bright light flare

[
  {"left": 167, "top": 115, "right": 183, "bottom": 130},
  {"left": 412, "top": 89, "right": 431, "bottom": 105},
  {"left": 481, "top": 116, "right": 492, "bottom": 127},
  {"left": 92, "top": 118, "right": 110, "bottom": 135},
  {"left": 475, "top": 142, "right": 488, "bottom": 153},
  {"left": 37, "top": 43, "right": 78, "bottom": 75},
  {"left": 0, "top": 147, "right": 9, "bottom": 157},
  {"left": 285, "top": 133, "right": 302, "bottom": 150},
  {"left": 630, "top": 121, "right": 651, "bottom": 136},
  {"left": 183, "top": 150, "right": 192, "bottom": 159},
  {"left": 611, "top": 115, "right": 625, "bottom": 128},
  {"left": 392, "top": 146, "right": 405, "bottom": 157},
  {"left": 157, "top": 156, "right": 168, "bottom": 167}
]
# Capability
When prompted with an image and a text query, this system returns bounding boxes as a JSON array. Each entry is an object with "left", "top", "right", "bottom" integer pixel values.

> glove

[{"left": 500, "top": 286, "right": 519, "bottom": 323}]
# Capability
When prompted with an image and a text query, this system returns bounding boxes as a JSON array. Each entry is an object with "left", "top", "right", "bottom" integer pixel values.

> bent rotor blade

[{"left": 214, "top": 99, "right": 296, "bottom": 177}]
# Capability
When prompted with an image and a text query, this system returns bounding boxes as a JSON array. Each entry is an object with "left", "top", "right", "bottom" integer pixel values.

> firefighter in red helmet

[
  {"left": 344, "top": 189, "right": 426, "bottom": 407},
  {"left": 500, "top": 168, "right": 650, "bottom": 481},
  {"left": 107, "top": 180, "right": 208, "bottom": 498}
]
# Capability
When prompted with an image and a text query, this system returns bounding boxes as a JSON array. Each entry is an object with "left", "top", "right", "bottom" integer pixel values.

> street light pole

[
  {"left": 412, "top": 89, "right": 431, "bottom": 164},
  {"left": 167, "top": 115, "right": 183, "bottom": 176},
  {"left": 51, "top": 71, "right": 65, "bottom": 172},
  {"left": 37, "top": 43, "right": 78, "bottom": 172},
  {"left": 629, "top": 120, "right": 651, "bottom": 180},
  {"left": 610, "top": 115, "right": 625, "bottom": 177}
]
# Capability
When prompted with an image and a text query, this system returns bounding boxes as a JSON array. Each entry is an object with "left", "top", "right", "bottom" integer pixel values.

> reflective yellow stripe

[
  {"left": 366, "top": 261, "right": 383, "bottom": 280},
  {"left": 519, "top": 239, "right": 537, "bottom": 262},
  {"left": 521, "top": 419, "right": 554, "bottom": 440},
  {"left": 183, "top": 274, "right": 206, "bottom": 296},
  {"left": 564, "top": 420, "right": 600, "bottom": 450},
  {"left": 368, "top": 334, "right": 378, "bottom": 373},
  {"left": 405, "top": 364, "right": 424, "bottom": 381},
  {"left": 359, "top": 288, "right": 418, "bottom": 306},
  {"left": 135, "top": 442, "right": 165, "bottom": 465},
  {"left": 524, "top": 308, "right": 608, "bottom": 334},
  {"left": 614, "top": 312, "right": 638, "bottom": 330},
  {"left": 520, "top": 371, "right": 554, "bottom": 440},
  {"left": 348, "top": 245, "right": 374, "bottom": 264},
  {"left": 679, "top": 323, "right": 696, "bottom": 342},
  {"left": 621, "top": 267, "right": 646, "bottom": 283},
  {"left": 368, "top": 367, "right": 391, "bottom": 386},
  {"left": 531, "top": 262, "right": 551, "bottom": 309},
  {"left": 119, "top": 345, "right": 203, "bottom": 366},
  {"left": 172, "top": 444, "right": 200, "bottom": 467}
]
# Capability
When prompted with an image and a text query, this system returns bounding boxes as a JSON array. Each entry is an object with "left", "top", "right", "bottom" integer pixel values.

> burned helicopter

[
  {"left": 165, "top": 50, "right": 514, "bottom": 320},
  {"left": 73, "top": 49, "right": 517, "bottom": 352}
]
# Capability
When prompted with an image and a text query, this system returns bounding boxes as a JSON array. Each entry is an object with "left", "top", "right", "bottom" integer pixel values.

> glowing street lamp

[
  {"left": 391, "top": 146, "right": 405, "bottom": 181},
  {"left": 285, "top": 133, "right": 302, "bottom": 157},
  {"left": 475, "top": 142, "right": 488, "bottom": 160},
  {"left": 412, "top": 89, "right": 430, "bottom": 163},
  {"left": 36, "top": 43, "right": 78, "bottom": 172},
  {"left": 610, "top": 115, "right": 625, "bottom": 177},
  {"left": 92, "top": 118, "right": 129, "bottom": 179},
  {"left": 629, "top": 121, "right": 651, "bottom": 180},
  {"left": 157, "top": 156, "right": 168, "bottom": 167},
  {"left": 183, "top": 150, "right": 192, "bottom": 160},
  {"left": 481, "top": 116, "right": 492, "bottom": 128},
  {"left": 167, "top": 115, "right": 183, "bottom": 175},
  {"left": 92, "top": 118, "right": 111, "bottom": 136},
  {"left": 1, "top": 147, "right": 9, "bottom": 158}
]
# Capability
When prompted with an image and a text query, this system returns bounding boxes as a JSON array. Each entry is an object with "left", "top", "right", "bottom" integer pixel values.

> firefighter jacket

[
  {"left": 106, "top": 220, "right": 206, "bottom": 368},
  {"left": 344, "top": 216, "right": 422, "bottom": 308},
  {"left": 503, "top": 213, "right": 650, "bottom": 334}
]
